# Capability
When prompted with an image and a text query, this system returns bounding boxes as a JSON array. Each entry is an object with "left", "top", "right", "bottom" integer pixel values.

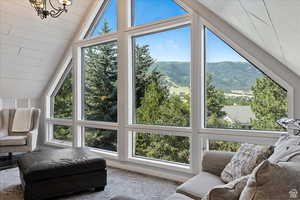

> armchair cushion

[
  {"left": 0, "top": 135, "right": 27, "bottom": 146},
  {"left": 12, "top": 108, "right": 33, "bottom": 132},
  {"left": 176, "top": 172, "right": 224, "bottom": 200}
]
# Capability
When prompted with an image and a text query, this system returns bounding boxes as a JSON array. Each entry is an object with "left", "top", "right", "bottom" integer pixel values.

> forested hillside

[{"left": 154, "top": 61, "right": 263, "bottom": 92}]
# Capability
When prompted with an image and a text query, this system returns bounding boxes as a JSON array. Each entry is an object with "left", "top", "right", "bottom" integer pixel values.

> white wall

[{"left": 0, "top": 98, "right": 40, "bottom": 109}]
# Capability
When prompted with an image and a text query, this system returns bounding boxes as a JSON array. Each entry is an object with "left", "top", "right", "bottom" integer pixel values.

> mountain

[{"left": 152, "top": 61, "right": 263, "bottom": 92}]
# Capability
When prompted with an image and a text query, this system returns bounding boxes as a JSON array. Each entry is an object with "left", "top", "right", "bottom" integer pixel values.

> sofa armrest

[
  {"left": 27, "top": 129, "right": 38, "bottom": 152},
  {"left": 202, "top": 151, "right": 235, "bottom": 177}
]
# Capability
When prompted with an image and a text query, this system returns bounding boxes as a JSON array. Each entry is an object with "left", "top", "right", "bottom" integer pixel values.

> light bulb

[{"left": 58, "top": 0, "right": 72, "bottom": 6}]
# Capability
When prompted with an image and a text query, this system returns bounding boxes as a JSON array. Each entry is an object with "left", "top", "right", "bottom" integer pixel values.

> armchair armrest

[
  {"left": 202, "top": 151, "right": 235, "bottom": 177},
  {"left": 27, "top": 128, "right": 39, "bottom": 152}
]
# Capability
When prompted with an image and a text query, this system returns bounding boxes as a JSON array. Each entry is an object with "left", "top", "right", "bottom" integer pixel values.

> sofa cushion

[
  {"left": 202, "top": 151, "right": 235, "bottom": 177},
  {"left": 165, "top": 193, "right": 194, "bottom": 200},
  {"left": 0, "top": 136, "right": 27, "bottom": 146},
  {"left": 221, "top": 144, "right": 273, "bottom": 183},
  {"left": 240, "top": 160, "right": 300, "bottom": 200},
  {"left": 202, "top": 175, "right": 249, "bottom": 200},
  {"left": 176, "top": 172, "right": 224, "bottom": 200}
]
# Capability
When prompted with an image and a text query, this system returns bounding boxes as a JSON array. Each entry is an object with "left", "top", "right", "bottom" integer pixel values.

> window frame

[{"left": 44, "top": 0, "right": 294, "bottom": 177}]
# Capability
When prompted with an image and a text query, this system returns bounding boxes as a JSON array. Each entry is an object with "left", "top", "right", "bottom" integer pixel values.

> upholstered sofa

[
  {"left": 167, "top": 147, "right": 300, "bottom": 200},
  {"left": 0, "top": 108, "right": 41, "bottom": 156}
]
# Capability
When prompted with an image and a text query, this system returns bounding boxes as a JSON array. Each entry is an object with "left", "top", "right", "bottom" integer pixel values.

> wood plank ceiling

[
  {"left": 198, "top": 0, "right": 300, "bottom": 78},
  {"left": 0, "top": 0, "right": 94, "bottom": 98},
  {"left": 0, "top": 0, "right": 299, "bottom": 99}
]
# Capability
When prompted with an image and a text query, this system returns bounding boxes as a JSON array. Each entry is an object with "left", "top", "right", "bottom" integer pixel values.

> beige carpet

[{"left": 0, "top": 167, "right": 178, "bottom": 200}]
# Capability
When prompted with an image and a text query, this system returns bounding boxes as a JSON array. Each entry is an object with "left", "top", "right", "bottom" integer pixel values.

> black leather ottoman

[{"left": 18, "top": 148, "right": 107, "bottom": 200}]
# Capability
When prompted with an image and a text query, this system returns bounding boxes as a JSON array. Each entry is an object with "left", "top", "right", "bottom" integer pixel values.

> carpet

[{"left": 0, "top": 167, "right": 178, "bottom": 200}]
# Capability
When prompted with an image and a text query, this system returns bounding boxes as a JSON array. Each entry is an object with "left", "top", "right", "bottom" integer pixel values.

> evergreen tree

[
  {"left": 135, "top": 44, "right": 155, "bottom": 108},
  {"left": 206, "top": 73, "right": 226, "bottom": 118},
  {"left": 205, "top": 73, "right": 228, "bottom": 128},
  {"left": 250, "top": 76, "right": 288, "bottom": 130},
  {"left": 53, "top": 70, "right": 73, "bottom": 119},
  {"left": 84, "top": 21, "right": 118, "bottom": 122},
  {"left": 82, "top": 21, "right": 118, "bottom": 150},
  {"left": 135, "top": 72, "right": 190, "bottom": 163}
]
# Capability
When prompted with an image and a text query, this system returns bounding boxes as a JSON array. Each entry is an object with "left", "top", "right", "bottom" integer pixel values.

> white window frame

[{"left": 44, "top": 0, "right": 295, "bottom": 178}]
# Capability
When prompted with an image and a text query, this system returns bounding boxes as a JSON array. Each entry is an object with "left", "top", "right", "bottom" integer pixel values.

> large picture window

[
  {"left": 46, "top": 0, "right": 292, "bottom": 175},
  {"left": 82, "top": 41, "right": 118, "bottom": 122},
  {"left": 204, "top": 28, "right": 288, "bottom": 131},
  {"left": 133, "top": 26, "right": 191, "bottom": 127}
]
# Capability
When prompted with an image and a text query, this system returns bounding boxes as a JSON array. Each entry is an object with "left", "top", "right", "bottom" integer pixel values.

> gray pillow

[
  {"left": 221, "top": 144, "right": 273, "bottom": 183},
  {"left": 269, "top": 134, "right": 300, "bottom": 163},
  {"left": 240, "top": 160, "right": 300, "bottom": 200},
  {"left": 203, "top": 175, "right": 249, "bottom": 200}
]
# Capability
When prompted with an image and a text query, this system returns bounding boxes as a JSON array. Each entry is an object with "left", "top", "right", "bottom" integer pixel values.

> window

[
  {"left": 85, "top": 127, "right": 117, "bottom": 152},
  {"left": 46, "top": 0, "right": 291, "bottom": 175},
  {"left": 53, "top": 125, "right": 72, "bottom": 142},
  {"left": 132, "top": 26, "right": 191, "bottom": 127},
  {"left": 51, "top": 65, "right": 73, "bottom": 119},
  {"left": 82, "top": 41, "right": 118, "bottom": 122},
  {"left": 204, "top": 28, "right": 288, "bottom": 131},
  {"left": 86, "top": 0, "right": 117, "bottom": 38},
  {"left": 133, "top": 132, "right": 190, "bottom": 164},
  {"left": 132, "top": 0, "right": 187, "bottom": 26}
]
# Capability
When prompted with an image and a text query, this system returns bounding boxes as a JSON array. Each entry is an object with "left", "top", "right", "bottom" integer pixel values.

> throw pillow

[
  {"left": 268, "top": 134, "right": 300, "bottom": 163},
  {"left": 239, "top": 160, "right": 300, "bottom": 200},
  {"left": 221, "top": 143, "right": 273, "bottom": 183},
  {"left": 203, "top": 175, "right": 249, "bottom": 200}
]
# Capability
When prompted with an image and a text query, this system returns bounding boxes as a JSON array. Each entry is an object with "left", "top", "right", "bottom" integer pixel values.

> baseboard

[{"left": 106, "top": 159, "right": 194, "bottom": 183}]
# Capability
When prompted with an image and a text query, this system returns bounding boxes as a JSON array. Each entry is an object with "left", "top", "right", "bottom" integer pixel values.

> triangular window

[
  {"left": 51, "top": 64, "right": 73, "bottom": 119},
  {"left": 132, "top": 0, "right": 187, "bottom": 26},
  {"left": 204, "top": 28, "right": 288, "bottom": 131},
  {"left": 85, "top": 0, "right": 117, "bottom": 38}
]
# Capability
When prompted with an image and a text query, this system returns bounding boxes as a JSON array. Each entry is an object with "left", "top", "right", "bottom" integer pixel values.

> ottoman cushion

[{"left": 18, "top": 148, "right": 106, "bottom": 183}]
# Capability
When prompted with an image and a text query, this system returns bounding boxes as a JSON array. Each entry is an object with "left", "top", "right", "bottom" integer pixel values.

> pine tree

[
  {"left": 84, "top": 21, "right": 118, "bottom": 122},
  {"left": 134, "top": 44, "right": 155, "bottom": 108},
  {"left": 250, "top": 76, "right": 288, "bottom": 131},
  {"left": 53, "top": 69, "right": 73, "bottom": 119}
]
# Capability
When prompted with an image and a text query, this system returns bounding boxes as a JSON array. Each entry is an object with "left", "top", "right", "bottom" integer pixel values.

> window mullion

[
  {"left": 190, "top": 13, "right": 203, "bottom": 174},
  {"left": 117, "top": 0, "right": 130, "bottom": 162},
  {"left": 73, "top": 44, "right": 82, "bottom": 148}
]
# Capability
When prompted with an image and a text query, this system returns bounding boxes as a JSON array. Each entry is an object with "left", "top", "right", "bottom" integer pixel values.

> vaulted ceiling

[
  {"left": 0, "top": 0, "right": 94, "bottom": 98},
  {"left": 198, "top": 0, "right": 300, "bottom": 77},
  {"left": 0, "top": 0, "right": 299, "bottom": 99}
]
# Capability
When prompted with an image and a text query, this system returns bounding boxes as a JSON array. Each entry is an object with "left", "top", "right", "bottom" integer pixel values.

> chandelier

[{"left": 29, "top": 0, "right": 72, "bottom": 19}]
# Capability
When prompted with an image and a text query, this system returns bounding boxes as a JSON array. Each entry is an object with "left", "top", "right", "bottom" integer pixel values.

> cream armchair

[{"left": 0, "top": 108, "right": 41, "bottom": 158}]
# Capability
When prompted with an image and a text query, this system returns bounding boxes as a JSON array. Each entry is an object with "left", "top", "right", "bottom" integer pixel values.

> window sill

[
  {"left": 128, "top": 156, "right": 192, "bottom": 173},
  {"left": 45, "top": 140, "right": 72, "bottom": 148}
]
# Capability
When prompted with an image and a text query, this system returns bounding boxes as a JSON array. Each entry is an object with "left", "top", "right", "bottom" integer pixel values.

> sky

[{"left": 88, "top": 0, "right": 246, "bottom": 63}]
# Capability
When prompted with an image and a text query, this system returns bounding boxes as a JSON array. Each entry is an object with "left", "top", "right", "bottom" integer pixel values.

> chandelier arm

[
  {"left": 49, "top": 0, "right": 61, "bottom": 12},
  {"left": 49, "top": 9, "right": 64, "bottom": 18}
]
